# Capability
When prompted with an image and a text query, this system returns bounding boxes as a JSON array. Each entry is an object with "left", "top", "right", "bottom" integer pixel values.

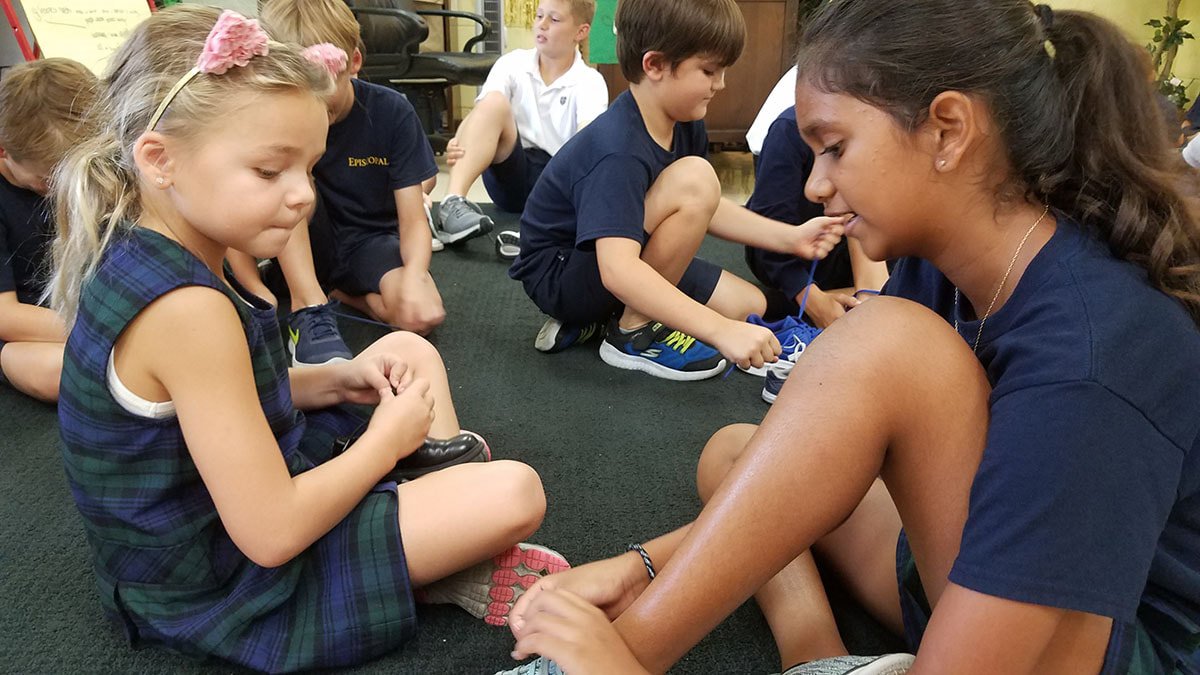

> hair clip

[
  {"left": 146, "top": 10, "right": 271, "bottom": 132},
  {"left": 301, "top": 43, "right": 349, "bottom": 77}
]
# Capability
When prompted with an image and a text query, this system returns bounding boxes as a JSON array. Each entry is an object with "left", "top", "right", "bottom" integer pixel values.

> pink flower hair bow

[
  {"left": 197, "top": 10, "right": 270, "bottom": 75},
  {"left": 302, "top": 43, "right": 348, "bottom": 77}
]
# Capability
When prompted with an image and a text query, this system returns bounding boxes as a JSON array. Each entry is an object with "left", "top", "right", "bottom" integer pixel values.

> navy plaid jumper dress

[{"left": 59, "top": 227, "right": 417, "bottom": 672}]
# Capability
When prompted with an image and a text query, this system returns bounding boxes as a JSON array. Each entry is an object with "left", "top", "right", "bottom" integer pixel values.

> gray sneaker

[
  {"left": 436, "top": 194, "right": 494, "bottom": 244},
  {"left": 779, "top": 654, "right": 915, "bottom": 675}
]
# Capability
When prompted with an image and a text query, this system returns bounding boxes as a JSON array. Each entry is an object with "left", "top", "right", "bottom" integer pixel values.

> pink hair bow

[
  {"left": 197, "top": 10, "right": 270, "bottom": 75},
  {"left": 301, "top": 43, "right": 348, "bottom": 77}
]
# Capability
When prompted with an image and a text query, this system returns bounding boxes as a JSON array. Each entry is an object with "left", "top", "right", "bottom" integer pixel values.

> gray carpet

[{"left": 0, "top": 206, "right": 899, "bottom": 673}]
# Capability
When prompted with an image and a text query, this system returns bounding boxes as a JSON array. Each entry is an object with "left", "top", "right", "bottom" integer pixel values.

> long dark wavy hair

[{"left": 797, "top": 0, "right": 1200, "bottom": 325}]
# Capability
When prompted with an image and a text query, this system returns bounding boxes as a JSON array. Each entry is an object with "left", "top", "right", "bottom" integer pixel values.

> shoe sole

[
  {"left": 739, "top": 363, "right": 770, "bottom": 377},
  {"left": 598, "top": 341, "right": 726, "bottom": 382},
  {"left": 534, "top": 318, "right": 564, "bottom": 353},
  {"left": 417, "top": 543, "right": 570, "bottom": 626},
  {"left": 287, "top": 340, "right": 351, "bottom": 368},
  {"left": 437, "top": 216, "right": 495, "bottom": 244},
  {"left": 761, "top": 386, "right": 779, "bottom": 404},
  {"left": 495, "top": 230, "right": 520, "bottom": 259}
]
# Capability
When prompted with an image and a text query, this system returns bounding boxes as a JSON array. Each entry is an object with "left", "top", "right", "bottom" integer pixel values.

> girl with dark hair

[{"left": 494, "top": 1, "right": 1200, "bottom": 674}]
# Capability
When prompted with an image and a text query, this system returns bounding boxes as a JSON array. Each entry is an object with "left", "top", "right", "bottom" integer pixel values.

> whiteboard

[{"left": 20, "top": 0, "right": 152, "bottom": 75}]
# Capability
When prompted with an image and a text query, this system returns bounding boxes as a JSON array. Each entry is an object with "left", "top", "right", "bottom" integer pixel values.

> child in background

[
  {"left": 0, "top": 58, "right": 97, "bottom": 402},
  {"left": 51, "top": 8, "right": 565, "bottom": 670},
  {"left": 499, "top": 1, "right": 1200, "bottom": 673},
  {"left": 509, "top": 0, "right": 845, "bottom": 382},
  {"left": 229, "top": 0, "right": 447, "bottom": 367},
  {"left": 438, "top": 0, "right": 607, "bottom": 255}
]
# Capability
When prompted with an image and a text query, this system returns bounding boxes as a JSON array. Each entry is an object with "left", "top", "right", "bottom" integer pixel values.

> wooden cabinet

[{"left": 597, "top": 0, "right": 798, "bottom": 148}]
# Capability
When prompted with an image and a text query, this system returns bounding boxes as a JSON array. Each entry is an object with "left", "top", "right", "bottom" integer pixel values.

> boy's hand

[
  {"left": 445, "top": 137, "right": 465, "bottom": 167},
  {"left": 333, "top": 353, "right": 411, "bottom": 405},
  {"left": 789, "top": 215, "right": 847, "bottom": 260},
  {"left": 510, "top": 586, "right": 650, "bottom": 675},
  {"left": 711, "top": 320, "right": 780, "bottom": 372},
  {"left": 391, "top": 270, "right": 446, "bottom": 335},
  {"left": 800, "top": 286, "right": 859, "bottom": 329},
  {"left": 365, "top": 378, "right": 434, "bottom": 462}
]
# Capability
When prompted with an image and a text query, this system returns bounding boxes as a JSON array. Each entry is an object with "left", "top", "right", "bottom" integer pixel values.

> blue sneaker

[
  {"left": 762, "top": 350, "right": 800, "bottom": 404},
  {"left": 534, "top": 317, "right": 605, "bottom": 353},
  {"left": 286, "top": 303, "right": 353, "bottom": 367},
  {"left": 740, "top": 314, "right": 822, "bottom": 377},
  {"left": 495, "top": 657, "right": 567, "bottom": 675},
  {"left": 599, "top": 321, "right": 726, "bottom": 381}
]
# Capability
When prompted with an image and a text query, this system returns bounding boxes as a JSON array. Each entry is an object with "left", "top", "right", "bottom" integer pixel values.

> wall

[{"left": 1049, "top": 0, "right": 1199, "bottom": 99}]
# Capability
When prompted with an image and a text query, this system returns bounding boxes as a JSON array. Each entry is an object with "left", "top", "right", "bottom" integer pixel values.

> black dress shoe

[{"left": 386, "top": 433, "right": 487, "bottom": 482}]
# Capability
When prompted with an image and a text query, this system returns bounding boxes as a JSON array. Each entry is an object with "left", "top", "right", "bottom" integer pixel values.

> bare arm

[
  {"left": 849, "top": 237, "right": 889, "bottom": 293},
  {"left": 123, "top": 286, "right": 430, "bottom": 567},
  {"left": 394, "top": 184, "right": 432, "bottom": 275},
  {"left": 710, "top": 198, "right": 845, "bottom": 258},
  {"left": 0, "top": 291, "right": 66, "bottom": 343},
  {"left": 911, "top": 583, "right": 1109, "bottom": 675}
]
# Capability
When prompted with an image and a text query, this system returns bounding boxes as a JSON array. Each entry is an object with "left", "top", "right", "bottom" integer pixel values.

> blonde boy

[
  {"left": 233, "top": 0, "right": 445, "bottom": 366},
  {"left": 437, "top": 0, "right": 607, "bottom": 249},
  {"left": 0, "top": 58, "right": 97, "bottom": 401}
]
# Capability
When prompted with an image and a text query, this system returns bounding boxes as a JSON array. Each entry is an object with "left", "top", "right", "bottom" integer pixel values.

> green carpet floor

[{"left": 0, "top": 206, "right": 899, "bottom": 673}]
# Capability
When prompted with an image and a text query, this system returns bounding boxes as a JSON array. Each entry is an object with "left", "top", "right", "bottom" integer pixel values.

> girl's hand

[
  {"left": 510, "top": 586, "right": 650, "bottom": 675},
  {"left": 789, "top": 215, "right": 847, "bottom": 260},
  {"left": 335, "top": 353, "right": 410, "bottom": 405},
  {"left": 509, "top": 552, "right": 651, "bottom": 638},
  {"left": 366, "top": 377, "right": 434, "bottom": 461}
]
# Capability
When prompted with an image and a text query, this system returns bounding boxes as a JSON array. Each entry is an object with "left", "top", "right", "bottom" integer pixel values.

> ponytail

[
  {"left": 47, "top": 129, "right": 141, "bottom": 325},
  {"left": 797, "top": 0, "right": 1200, "bottom": 324},
  {"left": 1038, "top": 9, "right": 1200, "bottom": 322}
]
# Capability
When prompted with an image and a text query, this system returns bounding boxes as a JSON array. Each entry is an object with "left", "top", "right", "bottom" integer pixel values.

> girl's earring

[
  {"left": 937, "top": 159, "right": 947, "bottom": 170},
  {"left": 156, "top": 176, "right": 165, "bottom": 186}
]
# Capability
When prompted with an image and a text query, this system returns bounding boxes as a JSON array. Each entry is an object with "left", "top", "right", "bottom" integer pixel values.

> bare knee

[
  {"left": 484, "top": 460, "right": 547, "bottom": 540},
  {"left": 654, "top": 157, "right": 720, "bottom": 217},
  {"left": 475, "top": 90, "right": 513, "bottom": 119},
  {"left": 696, "top": 423, "right": 759, "bottom": 503},
  {"left": 366, "top": 330, "right": 442, "bottom": 366}
]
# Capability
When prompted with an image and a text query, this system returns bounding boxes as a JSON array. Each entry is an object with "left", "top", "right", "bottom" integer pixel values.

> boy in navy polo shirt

[
  {"left": 509, "top": 0, "right": 846, "bottom": 381},
  {"left": 436, "top": 0, "right": 607, "bottom": 253},
  {"left": 231, "top": 0, "right": 445, "bottom": 365},
  {"left": 0, "top": 58, "right": 97, "bottom": 402}
]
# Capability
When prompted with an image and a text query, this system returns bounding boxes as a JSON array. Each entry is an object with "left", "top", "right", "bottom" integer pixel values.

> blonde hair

[
  {"left": 260, "top": 0, "right": 363, "bottom": 57},
  {"left": 49, "top": 5, "right": 334, "bottom": 323},
  {"left": 0, "top": 58, "right": 98, "bottom": 166},
  {"left": 565, "top": 0, "right": 597, "bottom": 25}
]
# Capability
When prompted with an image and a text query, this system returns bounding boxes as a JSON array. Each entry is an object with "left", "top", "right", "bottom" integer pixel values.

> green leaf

[{"left": 1148, "top": 18, "right": 1163, "bottom": 27}]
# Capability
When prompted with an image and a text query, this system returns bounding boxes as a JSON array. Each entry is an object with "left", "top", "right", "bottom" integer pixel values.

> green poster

[{"left": 590, "top": 0, "right": 618, "bottom": 64}]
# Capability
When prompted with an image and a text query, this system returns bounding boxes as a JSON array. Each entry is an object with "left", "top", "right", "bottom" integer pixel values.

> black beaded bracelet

[{"left": 627, "top": 543, "right": 656, "bottom": 581}]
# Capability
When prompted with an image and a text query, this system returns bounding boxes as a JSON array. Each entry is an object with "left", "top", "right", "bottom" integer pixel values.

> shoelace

[
  {"left": 298, "top": 306, "right": 341, "bottom": 341},
  {"left": 660, "top": 328, "right": 697, "bottom": 353}
]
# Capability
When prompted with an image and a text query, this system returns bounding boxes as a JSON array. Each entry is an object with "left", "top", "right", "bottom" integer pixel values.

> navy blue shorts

[
  {"left": 520, "top": 244, "right": 722, "bottom": 325},
  {"left": 306, "top": 195, "right": 403, "bottom": 297},
  {"left": 895, "top": 531, "right": 1192, "bottom": 674},
  {"left": 482, "top": 140, "right": 550, "bottom": 215}
]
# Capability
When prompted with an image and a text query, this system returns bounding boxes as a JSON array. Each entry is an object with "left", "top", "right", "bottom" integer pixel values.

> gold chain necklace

[{"left": 954, "top": 205, "right": 1050, "bottom": 353}]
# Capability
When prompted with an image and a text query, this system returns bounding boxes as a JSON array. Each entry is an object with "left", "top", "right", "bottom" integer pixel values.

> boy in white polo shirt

[{"left": 435, "top": 0, "right": 607, "bottom": 252}]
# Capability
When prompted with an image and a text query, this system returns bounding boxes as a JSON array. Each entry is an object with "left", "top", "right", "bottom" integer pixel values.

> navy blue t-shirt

[
  {"left": 509, "top": 90, "right": 708, "bottom": 283},
  {"left": 314, "top": 79, "right": 437, "bottom": 247},
  {"left": 886, "top": 218, "right": 1200, "bottom": 659},
  {"left": 0, "top": 172, "right": 53, "bottom": 305},
  {"left": 745, "top": 106, "right": 851, "bottom": 299}
]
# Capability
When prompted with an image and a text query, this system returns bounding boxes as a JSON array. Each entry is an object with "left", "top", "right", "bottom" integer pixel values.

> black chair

[{"left": 346, "top": 0, "right": 498, "bottom": 151}]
